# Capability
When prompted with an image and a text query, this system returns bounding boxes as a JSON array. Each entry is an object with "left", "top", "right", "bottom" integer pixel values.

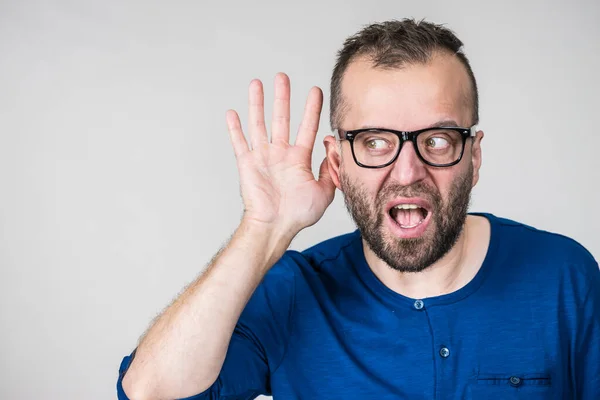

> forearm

[{"left": 121, "top": 219, "right": 294, "bottom": 400}]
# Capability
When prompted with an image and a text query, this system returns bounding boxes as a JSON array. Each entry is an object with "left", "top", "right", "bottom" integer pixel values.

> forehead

[{"left": 339, "top": 52, "right": 473, "bottom": 130}]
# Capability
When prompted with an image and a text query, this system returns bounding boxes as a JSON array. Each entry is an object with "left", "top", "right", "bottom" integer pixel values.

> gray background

[{"left": 1, "top": 0, "right": 598, "bottom": 399}]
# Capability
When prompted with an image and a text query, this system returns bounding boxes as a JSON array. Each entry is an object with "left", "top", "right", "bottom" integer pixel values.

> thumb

[{"left": 317, "top": 157, "right": 336, "bottom": 201}]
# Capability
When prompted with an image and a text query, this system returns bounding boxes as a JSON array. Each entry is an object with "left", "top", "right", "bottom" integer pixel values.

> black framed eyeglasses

[{"left": 334, "top": 125, "right": 477, "bottom": 168}]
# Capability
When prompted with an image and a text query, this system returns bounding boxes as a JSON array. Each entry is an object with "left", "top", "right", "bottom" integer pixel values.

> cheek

[
  {"left": 434, "top": 163, "right": 473, "bottom": 202},
  {"left": 341, "top": 165, "right": 387, "bottom": 199},
  {"left": 427, "top": 168, "right": 460, "bottom": 200},
  {"left": 363, "top": 172, "right": 389, "bottom": 199}
]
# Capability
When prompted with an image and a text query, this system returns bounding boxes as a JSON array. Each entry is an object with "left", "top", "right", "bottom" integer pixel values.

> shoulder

[
  {"left": 262, "top": 230, "right": 361, "bottom": 285},
  {"left": 299, "top": 230, "right": 361, "bottom": 267},
  {"left": 259, "top": 230, "right": 363, "bottom": 295},
  {"left": 481, "top": 213, "right": 599, "bottom": 284}
]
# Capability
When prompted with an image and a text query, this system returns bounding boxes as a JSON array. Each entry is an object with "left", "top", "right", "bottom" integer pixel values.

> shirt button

[
  {"left": 439, "top": 347, "right": 450, "bottom": 358},
  {"left": 414, "top": 299, "right": 424, "bottom": 310},
  {"left": 509, "top": 376, "right": 522, "bottom": 387}
]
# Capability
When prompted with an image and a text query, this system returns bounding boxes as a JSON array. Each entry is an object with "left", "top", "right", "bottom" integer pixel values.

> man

[{"left": 117, "top": 19, "right": 600, "bottom": 399}]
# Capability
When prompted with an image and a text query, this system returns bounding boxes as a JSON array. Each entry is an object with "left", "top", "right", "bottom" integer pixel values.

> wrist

[
  {"left": 241, "top": 214, "right": 299, "bottom": 239},
  {"left": 237, "top": 217, "right": 298, "bottom": 266}
]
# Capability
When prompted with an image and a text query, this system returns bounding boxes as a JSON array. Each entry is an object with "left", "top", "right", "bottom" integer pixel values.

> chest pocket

[{"left": 468, "top": 373, "right": 552, "bottom": 400}]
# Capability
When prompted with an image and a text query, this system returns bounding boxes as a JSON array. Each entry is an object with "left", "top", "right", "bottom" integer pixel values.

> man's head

[
  {"left": 329, "top": 19, "right": 479, "bottom": 130},
  {"left": 324, "top": 19, "right": 484, "bottom": 273}
]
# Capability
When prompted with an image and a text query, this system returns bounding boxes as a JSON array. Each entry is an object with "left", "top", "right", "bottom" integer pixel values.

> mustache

[{"left": 376, "top": 181, "right": 442, "bottom": 209}]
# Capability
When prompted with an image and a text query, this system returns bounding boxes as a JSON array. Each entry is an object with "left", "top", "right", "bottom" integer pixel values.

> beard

[{"left": 340, "top": 163, "right": 473, "bottom": 273}]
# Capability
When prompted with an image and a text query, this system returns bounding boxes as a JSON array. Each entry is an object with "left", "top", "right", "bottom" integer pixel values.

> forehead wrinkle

[{"left": 355, "top": 119, "right": 463, "bottom": 130}]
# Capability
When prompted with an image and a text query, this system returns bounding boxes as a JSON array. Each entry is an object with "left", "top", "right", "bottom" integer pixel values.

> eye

[
  {"left": 365, "top": 138, "right": 391, "bottom": 150},
  {"left": 425, "top": 137, "right": 450, "bottom": 149}
]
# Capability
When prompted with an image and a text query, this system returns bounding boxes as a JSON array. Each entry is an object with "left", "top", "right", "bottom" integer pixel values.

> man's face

[{"left": 327, "top": 53, "right": 483, "bottom": 272}]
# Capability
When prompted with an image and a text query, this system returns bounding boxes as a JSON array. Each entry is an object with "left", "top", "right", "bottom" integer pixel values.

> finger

[
  {"left": 271, "top": 72, "right": 291, "bottom": 144},
  {"left": 225, "top": 109, "right": 249, "bottom": 158},
  {"left": 248, "top": 79, "right": 268, "bottom": 149},
  {"left": 295, "top": 86, "right": 323, "bottom": 150}
]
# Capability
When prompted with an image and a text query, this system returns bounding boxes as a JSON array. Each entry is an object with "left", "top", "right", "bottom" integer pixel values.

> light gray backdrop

[{"left": 1, "top": 0, "right": 598, "bottom": 399}]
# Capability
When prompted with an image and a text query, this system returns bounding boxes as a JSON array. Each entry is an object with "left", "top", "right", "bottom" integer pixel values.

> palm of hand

[{"left": 226, "top": 74, "right": 336, "bottom": 234}]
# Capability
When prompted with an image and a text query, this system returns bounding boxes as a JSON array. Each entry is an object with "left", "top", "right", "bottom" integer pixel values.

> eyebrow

[{"left": 427, "top": 119, "right": 461, "bottom": 128}]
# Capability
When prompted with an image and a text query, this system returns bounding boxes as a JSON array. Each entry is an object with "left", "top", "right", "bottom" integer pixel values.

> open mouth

[{"left": 389, "top": 204, "right": 430, "bottom": 229}]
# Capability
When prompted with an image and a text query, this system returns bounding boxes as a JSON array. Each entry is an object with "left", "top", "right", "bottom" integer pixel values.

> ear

[
  {"left": 323, "top": 135, "right": 342, "bottom": 190},
  {"left": 471, "top": 130, "right": 484, "bottom": 187}
]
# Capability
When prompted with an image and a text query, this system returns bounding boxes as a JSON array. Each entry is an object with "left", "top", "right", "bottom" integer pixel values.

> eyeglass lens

[{"left": 352, "top": 129, "right": 464, "bottom": 167}]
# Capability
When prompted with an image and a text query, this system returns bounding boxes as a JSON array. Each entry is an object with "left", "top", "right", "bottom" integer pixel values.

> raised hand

[{"left": 226, "top": 73, "right": 336, "bottom": 237}]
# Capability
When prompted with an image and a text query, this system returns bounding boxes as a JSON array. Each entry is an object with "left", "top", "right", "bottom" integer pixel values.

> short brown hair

[{"left": 330, "top": 19, "right": 479, "bottom": 129}]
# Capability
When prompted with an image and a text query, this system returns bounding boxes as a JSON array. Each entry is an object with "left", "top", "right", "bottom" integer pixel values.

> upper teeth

[{"left": 394, "top": 204, "right": 420, "bottom": 210}]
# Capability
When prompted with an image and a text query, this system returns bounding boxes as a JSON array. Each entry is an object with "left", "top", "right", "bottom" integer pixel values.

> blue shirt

[{"left": 117, "top": 213, "right": 600, "bottom": 399}]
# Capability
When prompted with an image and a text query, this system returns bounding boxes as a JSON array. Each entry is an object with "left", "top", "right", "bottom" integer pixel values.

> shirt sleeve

[
  {"left": 575, "top": 260, "right": 600, "bottom": 399},
  {"left": 116, "top": 255, "right": 298, "bottom": 400}
]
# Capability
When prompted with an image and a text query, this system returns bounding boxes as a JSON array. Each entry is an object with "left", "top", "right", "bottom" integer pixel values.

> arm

[
  {"left": 119, "top": 73, "right": 335, "bottom": 400},
  {"left": 121, "top": 220, "right": 293, "bottom": 399}
]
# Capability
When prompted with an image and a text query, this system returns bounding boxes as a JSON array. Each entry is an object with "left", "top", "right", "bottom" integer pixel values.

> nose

[{"left": 389, "top": 141, "right": 428, "bottom": 186}]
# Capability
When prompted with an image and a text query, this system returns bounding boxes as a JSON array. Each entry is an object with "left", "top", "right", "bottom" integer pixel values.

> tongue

[{"left": 395, "top": 208, "right": 424, "bottom": 227}]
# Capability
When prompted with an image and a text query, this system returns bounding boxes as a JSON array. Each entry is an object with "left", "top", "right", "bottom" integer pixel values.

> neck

[{"left": 362, "top": 215, "right": 490, "bottom": 299}]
